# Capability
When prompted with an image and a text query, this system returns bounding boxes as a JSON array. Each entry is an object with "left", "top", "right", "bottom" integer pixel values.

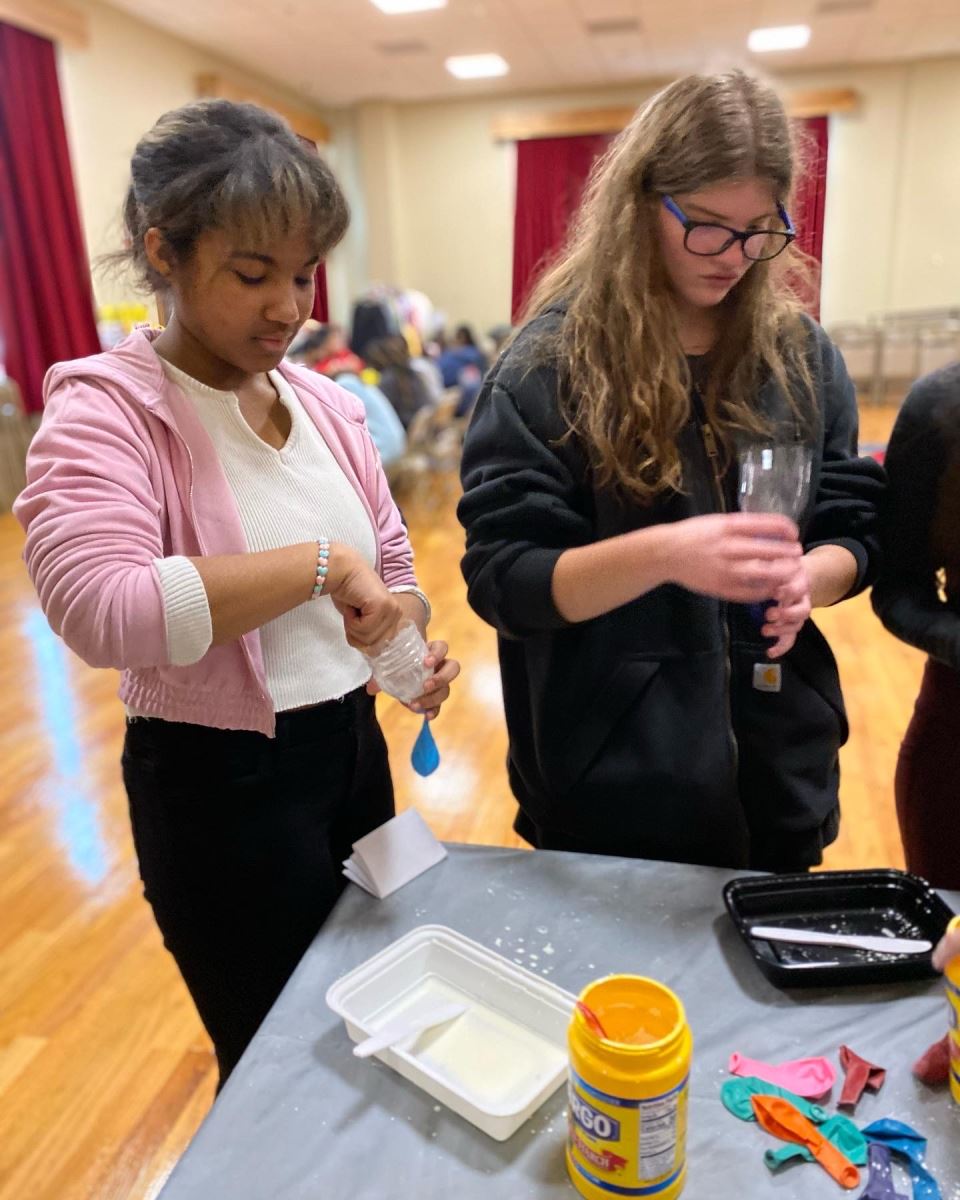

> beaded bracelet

[{"left": 310, "top": 539, "right": 330, "bottom": 600}]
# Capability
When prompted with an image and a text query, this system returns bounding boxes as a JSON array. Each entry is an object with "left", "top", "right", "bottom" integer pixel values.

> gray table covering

[{"left": 159, "top": 846, "right": 960, "bottom": 1198}]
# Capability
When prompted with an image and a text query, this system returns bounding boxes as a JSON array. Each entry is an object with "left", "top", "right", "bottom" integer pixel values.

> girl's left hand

[
  {"left": 366, "top": 640, "right": 461, "bottom": 720},
  {"left": 762, "top": 557, "right": 812, "bottom": 660},
  {"left": 410, "top": 640, "right": 461, "bottom": 720}
]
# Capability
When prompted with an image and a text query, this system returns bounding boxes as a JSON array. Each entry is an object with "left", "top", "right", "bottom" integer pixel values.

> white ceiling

[{"left": 101, "top": 0, "right": 960, "bottom": 108}]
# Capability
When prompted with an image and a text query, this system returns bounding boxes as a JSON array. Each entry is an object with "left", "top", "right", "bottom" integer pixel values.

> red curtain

[
  {"left": 296, "top": 135, "right": 332, "bottom": 324},
  {"left": 791, "top": 115, "right": 829, "bottom": 318},
  {"left": 793, "top": 116, "right": 829, "bottom": 264},
  {"left": 511, "top": 134, "right": 612, "bottom": 321},
  {"left": 311, "top": 265, "right": 330, "bottom": 322},
  {"left": 0, "top": 22, "right": 100, "bottom": 413}
]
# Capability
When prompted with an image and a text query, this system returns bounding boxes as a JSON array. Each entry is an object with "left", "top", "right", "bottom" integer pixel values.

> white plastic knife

[
  {"left": 352, "top": 1002, "right": 467, "bottom": 1058},
  {"left": 749, "top": 925, "right": 932, "bottom": 955}
]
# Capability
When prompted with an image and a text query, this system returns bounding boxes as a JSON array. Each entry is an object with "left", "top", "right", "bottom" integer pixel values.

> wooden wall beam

[
  {"left": 0, "top": 0, "right": 88, "bottom": 47},
  {"left": 492, "top": 105, "right": 636, "bottom": 142},
  {"left": 492, "top": 87, "right": 860, "bottom": 141},
  {"left": 196, "top": 73, "right": 331, "bottom": 145},
  {"left": 787, "top": 87, "right": 859, "bottom": 119}
]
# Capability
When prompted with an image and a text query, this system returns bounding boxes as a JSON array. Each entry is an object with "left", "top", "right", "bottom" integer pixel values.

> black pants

[{"left": 122, "top": 689, "right": 393, "bottom": 1085}]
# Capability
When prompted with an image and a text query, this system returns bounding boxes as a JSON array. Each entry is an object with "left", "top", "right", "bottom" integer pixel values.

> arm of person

[
  {"left": 460, "top": 371, "right": 802, "bottom": 632},
  {"left": 761, "top": 329, "right": 886, "bottom": 658},
  {"left": 551, "top": 513, "right": 803, "bottom": 624},
  {"left": 805, "top": 542, "right": 858, "bottom": 608},
  {"left": 459, "top": 373, "right": 594, "bottom": 638},
  {"left": 187, "top": 541, "right": 400, "bottom": 651},
  {"left": 14, "top": 388, "right": 185, "bottom": 670},
  {"left": 871, "top": 375, "right": 960, "bottom": 670},
  {"left": 15, "top": 380, "right": 406, "bottom": 669},
  {"left": 802, "top": 327, "right": 886, "bottom": 599}
]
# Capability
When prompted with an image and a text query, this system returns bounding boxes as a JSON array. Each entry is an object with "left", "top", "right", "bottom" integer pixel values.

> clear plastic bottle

[{"left": 363, "top": 619, "right": 430, "bottom": 704}]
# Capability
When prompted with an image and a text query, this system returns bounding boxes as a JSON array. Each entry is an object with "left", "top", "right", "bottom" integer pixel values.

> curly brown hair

[{"left": 519, "top": 69, "right": 818, "bottom": 504}]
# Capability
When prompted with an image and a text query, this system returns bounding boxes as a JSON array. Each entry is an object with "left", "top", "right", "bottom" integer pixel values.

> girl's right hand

[
  {"left": 325, "top": 545, "right": 403, "bottom": 651},
  {"left": 663, "top": 513, "right": 802, "bottom": 604}
]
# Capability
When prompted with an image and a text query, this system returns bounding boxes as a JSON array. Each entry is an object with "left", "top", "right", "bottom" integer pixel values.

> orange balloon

[{"left": 751, "top": 1094, "right": 860, "bottom": 1189}]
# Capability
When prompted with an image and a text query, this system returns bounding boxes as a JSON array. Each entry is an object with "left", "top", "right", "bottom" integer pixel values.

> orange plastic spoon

[{"left": 575, "top": 1000, "right": 608, "bottom": 1039}]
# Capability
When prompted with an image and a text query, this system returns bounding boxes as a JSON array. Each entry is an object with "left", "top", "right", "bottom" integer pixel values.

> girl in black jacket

[{"left": 458, "top": 70, "right": 884, "bottom": 872}]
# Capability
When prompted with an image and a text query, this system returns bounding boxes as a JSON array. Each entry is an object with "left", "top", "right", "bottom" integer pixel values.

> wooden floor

[{"left": 0, "top": 404, "right": 923, "bottom": 1200}]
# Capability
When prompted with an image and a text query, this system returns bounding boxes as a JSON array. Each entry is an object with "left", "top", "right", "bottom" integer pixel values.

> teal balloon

[
  {"left": 721, "top": 1077, "right": 827, "bottom": 1125},
  {"left": 764, "top": 1114, "right": 868, "bottom": 1170}
]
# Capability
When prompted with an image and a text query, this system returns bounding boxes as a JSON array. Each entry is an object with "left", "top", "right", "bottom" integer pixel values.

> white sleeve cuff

[{"left": 154, "top": 556, "right": 213, "bottom": 666}]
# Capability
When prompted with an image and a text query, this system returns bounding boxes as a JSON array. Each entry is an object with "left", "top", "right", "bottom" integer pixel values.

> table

[{"left": 158, "top": 846, "right": 960, "bottom": 1198}]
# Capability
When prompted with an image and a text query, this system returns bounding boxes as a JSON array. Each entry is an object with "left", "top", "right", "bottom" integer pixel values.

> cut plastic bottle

[{"left": 364, "top": 620, "right": 441, "bottom": 777}]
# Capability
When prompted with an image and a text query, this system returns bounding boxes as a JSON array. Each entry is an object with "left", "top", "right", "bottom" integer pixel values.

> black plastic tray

[{"left": 723, "top": 869, "right": 956, "bottom": 988}]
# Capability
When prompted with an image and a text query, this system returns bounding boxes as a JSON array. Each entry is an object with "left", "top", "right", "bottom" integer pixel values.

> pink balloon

[{"left": 728, "top": 1052, "right": 836, "bottom": 1098}]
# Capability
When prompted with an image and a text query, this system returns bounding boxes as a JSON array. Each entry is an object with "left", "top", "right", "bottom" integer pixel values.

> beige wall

[
  {"left": 888, "top": 59, "right": 960, "bottom": 316},
  {"left": 352, "top": 60, "right": 960, "bottom": 334},
  {"left": 800, "top": 57, "right": 960, "bottom": 325},
  {"left": 352, "top": 83, "right": 647, "bottom": 336},
  {"left": 56, "top": 0, "right": 339, "bottom": 313},
  {"left": 54, "top": 4, "right": 960, "bottom": 335}
]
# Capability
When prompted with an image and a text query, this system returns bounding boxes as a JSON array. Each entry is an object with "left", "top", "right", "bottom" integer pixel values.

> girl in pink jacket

[{"left": 15, "top": 99, "right": 459, "bottom": 1085}]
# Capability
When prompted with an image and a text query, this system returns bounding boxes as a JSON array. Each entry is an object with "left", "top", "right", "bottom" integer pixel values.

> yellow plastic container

[
  {"left": 946, "top": 916, "right": 960, "bottom": 1106},
  {"left": 566, "top": 976, "right": 692, "bottom": 1200}
]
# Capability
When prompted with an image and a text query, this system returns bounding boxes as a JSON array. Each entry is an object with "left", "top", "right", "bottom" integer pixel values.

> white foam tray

[{"left": 325, "top": 924, "right": 575, "bottom": 1141}]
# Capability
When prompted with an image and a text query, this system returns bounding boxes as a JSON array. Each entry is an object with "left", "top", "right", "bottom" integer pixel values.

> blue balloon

[
  {"left": 862, "top": 1120, "right": 942, "bottom": 1200},
  {"left": 411, "top": 718, "right": 440, "bottom": 777}
]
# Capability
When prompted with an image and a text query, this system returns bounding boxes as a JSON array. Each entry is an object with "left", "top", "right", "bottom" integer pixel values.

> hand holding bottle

[
  {"left": 325, "top": 545, "right": 404, "bottom": 651},
  {"left": 665, "top": 512, "right": 802, "bottom": 603}
]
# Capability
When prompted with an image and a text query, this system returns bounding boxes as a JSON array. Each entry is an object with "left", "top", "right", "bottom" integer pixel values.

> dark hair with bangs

[{"left": 110, "top": 99, "right": 349, "bottom": 292}]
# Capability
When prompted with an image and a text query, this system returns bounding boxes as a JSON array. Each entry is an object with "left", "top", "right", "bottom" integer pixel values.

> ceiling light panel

[
  {"left": 445, "top": 53, "right": 509, "bottom": 79},
  {"left": 748, "top": 24, "right": 812, "bottom": 52},
  {"left": 371, "top": 0, "right": 446, "bottom": 14}
]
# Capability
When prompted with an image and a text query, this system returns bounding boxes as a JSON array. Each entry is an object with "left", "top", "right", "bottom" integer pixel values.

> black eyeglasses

[{"left": 662, "top": 196, "right": 796, "bottom": 262}]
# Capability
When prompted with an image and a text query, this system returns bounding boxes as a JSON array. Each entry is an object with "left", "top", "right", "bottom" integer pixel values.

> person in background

[
  {"left": 303, "top": 322, "right": 366, "bottom": 377},
  {"left": 409, "top": 343, "right": 445, "bottom": 407},
  {"left": 14, "top": 99, "right": 459, "bottom": 1086},
  {"left": 365, "top": 335, "right": 435, "bottom": 430},
  {"left": 436, "top": 323, "right": 488, "bottom": 389},
  {"left": 459, "top": 69, "right": 883, "bottom": 873},
  {"left": 872, "top": 363, "right": 960, "bottom": 889},
  {"left": 431, "top": 325, "right": 487, "bottom": 418},
  {"left": 290, "top": 326, "right": 406, "bottom": 468},
  {"left": 309, "top": 343, "right": 407, "bottom": 470}
]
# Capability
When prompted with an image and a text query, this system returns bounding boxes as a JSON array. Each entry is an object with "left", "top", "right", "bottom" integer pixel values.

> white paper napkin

[{"left": 342, "top": 809, "right": 446, "bottom": 899}]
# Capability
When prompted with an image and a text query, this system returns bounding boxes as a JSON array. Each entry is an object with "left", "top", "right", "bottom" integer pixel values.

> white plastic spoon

[
  {"left": 352, "top": 1002, "right": 467, "bottom": 1059},
  {"left": 749, "top": 925, "right": 932, "bottom": 955}
]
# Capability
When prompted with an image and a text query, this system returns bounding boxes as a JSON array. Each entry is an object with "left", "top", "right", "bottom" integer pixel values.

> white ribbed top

[{"left": 154, "top": 360, "right": 377, "bottom": 711}]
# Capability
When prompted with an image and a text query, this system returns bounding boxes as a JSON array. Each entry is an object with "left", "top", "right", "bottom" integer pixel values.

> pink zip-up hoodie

[{"left": 13, "top": 328, "right": 417, "bottom": 736}]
